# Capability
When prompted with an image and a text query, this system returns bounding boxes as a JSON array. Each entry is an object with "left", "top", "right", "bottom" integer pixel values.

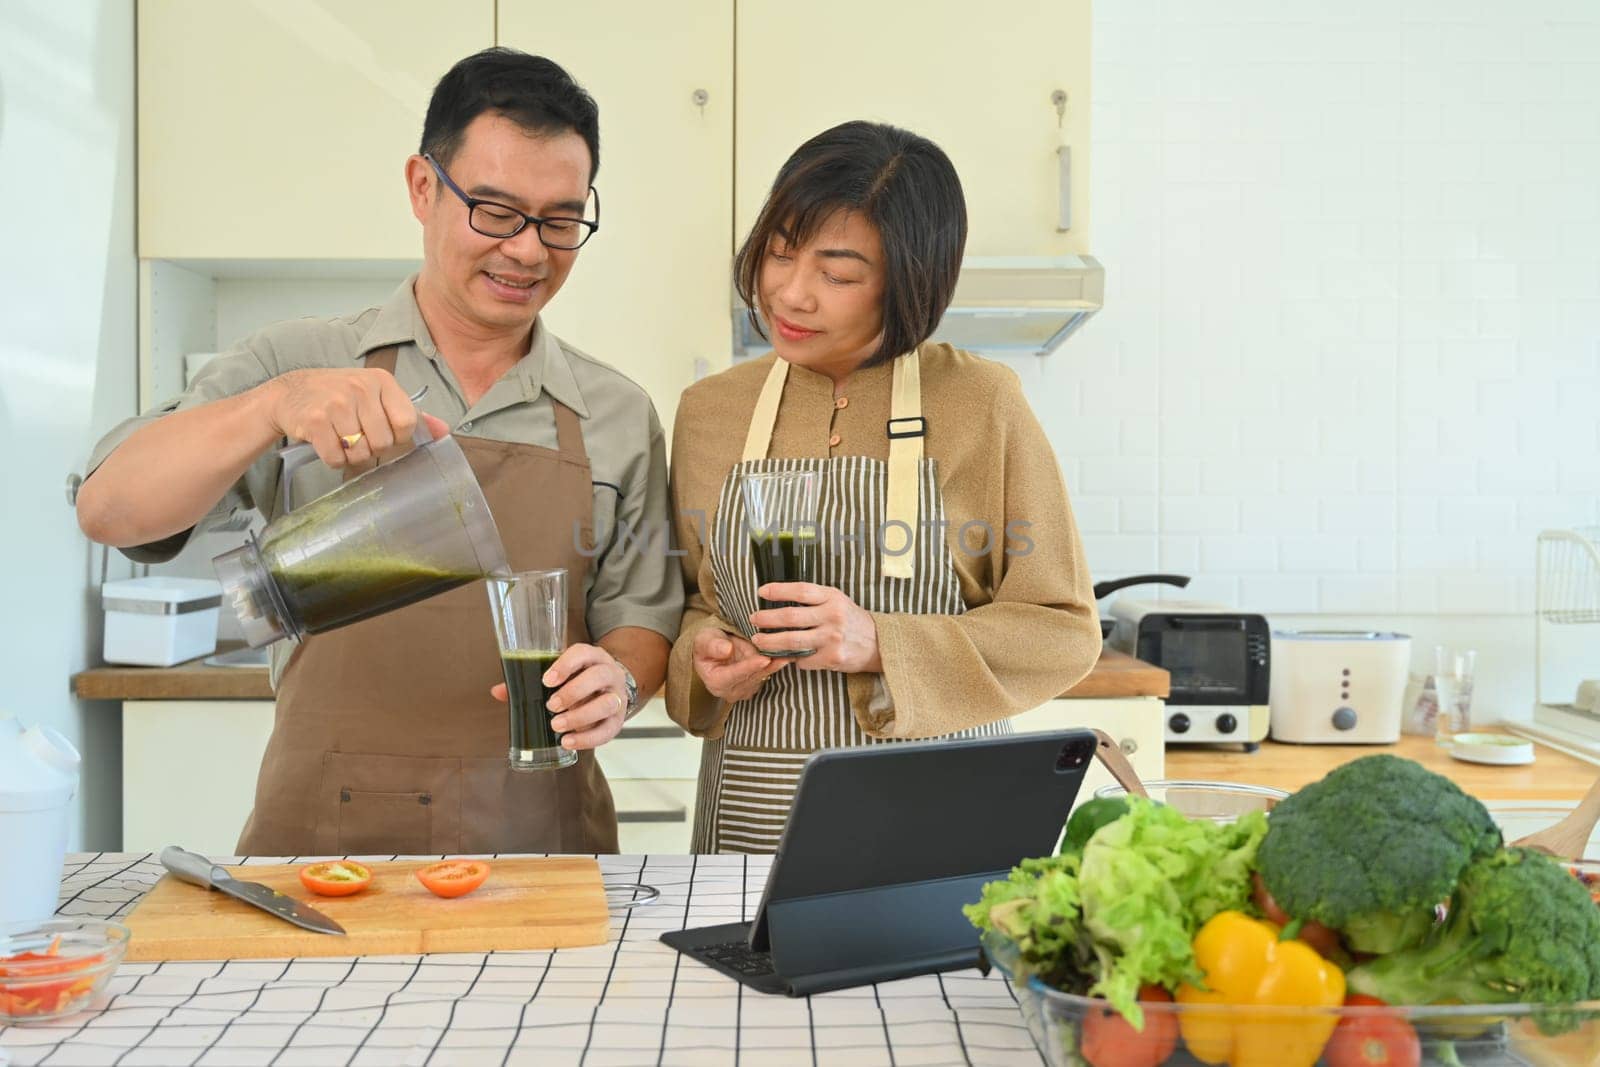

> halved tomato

[
  {"left": 298, "top": 860, "right": 373, "bottom": 897},
  {"left": 416, "top": 860, "right": 490, "bottom": 899}
]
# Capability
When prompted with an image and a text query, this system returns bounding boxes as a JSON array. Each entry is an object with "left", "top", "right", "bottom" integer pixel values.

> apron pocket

[{"left": 319, "top": 752, "right": 462, "bottom": 854}]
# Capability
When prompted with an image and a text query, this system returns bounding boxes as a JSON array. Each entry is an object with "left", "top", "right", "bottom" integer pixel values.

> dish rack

[{"left": 1534, "top": 527, "right": 1600, "bottom": 729}]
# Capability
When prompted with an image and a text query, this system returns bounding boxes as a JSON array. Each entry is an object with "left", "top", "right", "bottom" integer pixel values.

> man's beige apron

[
  {"left": 692, "top": 351, "right": 1009, "bottom": 854},
  {"left": 236, "top": 347, "right": 618, "bottom": 856}
]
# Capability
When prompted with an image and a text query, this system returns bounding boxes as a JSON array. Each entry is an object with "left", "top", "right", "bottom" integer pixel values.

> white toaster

[{"left": 1268, "top": 631, "right": 1412, "bottom": 744}]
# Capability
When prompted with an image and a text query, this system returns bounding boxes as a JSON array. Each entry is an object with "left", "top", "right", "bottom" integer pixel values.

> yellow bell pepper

[{"left": 1175, "top": 910, "right": 1346, "bottom": 1067}]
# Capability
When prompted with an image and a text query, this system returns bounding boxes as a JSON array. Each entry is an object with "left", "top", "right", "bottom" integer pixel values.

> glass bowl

[
  {"left": 985, "top": 922, "right": 1600, "bottom": 1067},
  {"left": 0, "top": 918, "right": 129, "bottom": 1023},
  {"left": 1093, "top": 779, "right": 1290, "bottom": 821}
]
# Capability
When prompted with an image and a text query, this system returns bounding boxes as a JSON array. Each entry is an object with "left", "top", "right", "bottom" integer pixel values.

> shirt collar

[{"left": 357, "top": 274, "right": 589, "bottom": 418}]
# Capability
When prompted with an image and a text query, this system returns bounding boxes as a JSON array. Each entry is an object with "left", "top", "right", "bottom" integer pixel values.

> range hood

[{"left": 732, "top": 255, "right": 1104, "bottom": 360}]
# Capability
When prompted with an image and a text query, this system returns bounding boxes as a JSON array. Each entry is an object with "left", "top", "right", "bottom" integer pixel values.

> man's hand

[
  {"left": 749, "top": 583, "right": 882, "bottom": 673},
  {"left": 693, "top": 626, "right": 786, "bottom": 702},
  {"left": 489, "top": 643, "right": 630, "bottom": 751},
  {"left": 265, "top": 367, "right": 450, "bottom": 472}
]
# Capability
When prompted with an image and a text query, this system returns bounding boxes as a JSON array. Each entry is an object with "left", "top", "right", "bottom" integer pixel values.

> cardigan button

[
  {"left": 828, "top": 433, "right": 841, "bottom": 447},
  {"left": 834, "top": 396, "right": 848, "bottom": 409}
]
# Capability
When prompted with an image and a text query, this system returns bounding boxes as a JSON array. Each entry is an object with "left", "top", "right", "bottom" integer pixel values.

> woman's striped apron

[{"left": 691, "top": 351, "right": 1009, "bottom": 854}]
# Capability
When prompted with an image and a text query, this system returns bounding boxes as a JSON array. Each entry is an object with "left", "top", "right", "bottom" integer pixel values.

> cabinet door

[
  {"left": 735, "top": 0, "right": 1090, "bottom": 258},
  {"left": 138, "top": 1, "right": 492, "bottom": 259},
  {"left": 497, "top": 3, "right": 734, "bottom": 429}
]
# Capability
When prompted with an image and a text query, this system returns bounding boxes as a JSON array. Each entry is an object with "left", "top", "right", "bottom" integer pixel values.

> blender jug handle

[{"left": 275, "top": 385, "right": 431, "bottom": 515}]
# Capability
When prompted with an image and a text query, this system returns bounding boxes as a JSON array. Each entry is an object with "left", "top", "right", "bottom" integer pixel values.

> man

[{"left": 77, "top": 49, "right": 681, "bottom": 855}]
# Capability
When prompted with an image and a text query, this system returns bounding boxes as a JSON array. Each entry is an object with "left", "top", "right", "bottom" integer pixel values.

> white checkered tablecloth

[{"left": 0, "top": 854, "right": 1044, "bottom": 1067}]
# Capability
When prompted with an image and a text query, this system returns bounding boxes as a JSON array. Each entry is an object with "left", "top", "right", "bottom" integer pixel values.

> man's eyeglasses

[{"left": 424, "top": 153, "right": 599, "bottom": 250}]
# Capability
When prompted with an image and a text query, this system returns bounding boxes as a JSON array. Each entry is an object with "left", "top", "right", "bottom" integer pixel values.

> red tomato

[
  {"left": 1080, "top": 984, "right": 1179, "bottom": 1067},
  {"left": 416, "top": 860, "right": 490, "bottom": 899},
  {"left": 1325, "top": 995, "right": 1422, "bottom": 1067},
  {"left": 1251, "top": 871, "right": 1344, "bottom": 959},
  {"left": 298, "top": 860, "right": 373, "bottom": 897}
]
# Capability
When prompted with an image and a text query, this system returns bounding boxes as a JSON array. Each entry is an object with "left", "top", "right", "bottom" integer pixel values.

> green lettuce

[{"left": 967, "top": 797, "right": 1269, "bottom": 1029}]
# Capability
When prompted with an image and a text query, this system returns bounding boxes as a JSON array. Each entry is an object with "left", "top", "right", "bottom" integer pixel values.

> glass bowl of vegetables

[
  {"left": 985, "top": 927, "right": 1600, "bottom": 1067},
  {"left": 0, "top": 918, "right": 129, "bottom": 1023}
]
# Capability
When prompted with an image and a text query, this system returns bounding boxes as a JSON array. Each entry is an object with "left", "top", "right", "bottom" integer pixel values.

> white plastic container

[
  {"left": 101, "top": 577, "right": 222, "bottom": 667},
  {"left": 0, "top": 715, "right": 81, "bottom": 926}
]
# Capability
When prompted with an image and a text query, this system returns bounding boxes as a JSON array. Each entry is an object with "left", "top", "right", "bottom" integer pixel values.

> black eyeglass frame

[{"left": 423, "top": 153, "right": 600, "bottom": 250}]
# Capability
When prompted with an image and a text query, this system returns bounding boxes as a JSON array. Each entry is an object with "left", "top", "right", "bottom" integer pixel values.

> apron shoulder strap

[
  {"left": 363, "top": 345, "right": 401, "bottom": 376},
  {"left": 741, "top": 358, "right": 790, "bottom": 462},
  {"left": 551, "top": 399, "right": 586, "bottom": 459},
  {"left": 882, "top": 351, "right": 923, "bottom": 580}
]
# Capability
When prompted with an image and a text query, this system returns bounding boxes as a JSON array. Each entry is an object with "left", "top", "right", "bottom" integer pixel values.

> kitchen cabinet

[
  {"left": 734, "top": 0, "right": 1092, "bottom": 258},
  {"left": 495, "top": 2, "right": 732, "bottom": 431},
  {"left": 137, "top": 0, "right": 492, "bottom": 259}
]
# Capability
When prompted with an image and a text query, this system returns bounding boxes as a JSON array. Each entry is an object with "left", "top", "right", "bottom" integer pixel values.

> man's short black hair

[
  {"left": 420, "top": 47, "right": 600, "bottom": 182},
  {"left": 734, "top": 121, "right": 968, "bottom": 367}
]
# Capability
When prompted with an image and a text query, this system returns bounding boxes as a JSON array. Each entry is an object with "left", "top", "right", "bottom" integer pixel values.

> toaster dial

[
  {"left": 1168, "top": 712, "right": 1191, "bottom": 734},
  {"left": 1216, "top": 713, "right": 1238, "bottom": 735},
  {"left": 1332, "top": 706, "right": 1358, "bottom": 731}
]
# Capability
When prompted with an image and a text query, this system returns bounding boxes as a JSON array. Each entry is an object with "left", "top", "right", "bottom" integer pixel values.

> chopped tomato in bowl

[
  {"left": 416, "top": 860, "right": 490, "bottom": 899},
  {"left": 0, "top": 919, "right": 129, "bottom": 1023}
]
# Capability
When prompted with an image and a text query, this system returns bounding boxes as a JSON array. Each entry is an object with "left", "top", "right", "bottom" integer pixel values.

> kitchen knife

[{"left": 159, "top": 845, "right": 346, "bottom": 936}]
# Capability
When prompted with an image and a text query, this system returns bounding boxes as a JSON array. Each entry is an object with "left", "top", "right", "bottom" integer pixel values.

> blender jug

[{"left": 213, "top": 421, "right": 509, "bottom": 647}]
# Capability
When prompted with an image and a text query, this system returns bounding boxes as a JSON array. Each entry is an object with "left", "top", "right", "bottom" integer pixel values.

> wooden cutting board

[{"left": 123, "top": 857, "right": 609, "bottom": 961}]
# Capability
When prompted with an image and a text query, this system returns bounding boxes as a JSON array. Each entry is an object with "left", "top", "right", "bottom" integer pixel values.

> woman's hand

[
  {"left": 692, "top": 627, "right": 786, "bottom": 702},
  {"left": 749, "top": 583, "right": 882, "bottom": 673},
  {"left": 489, "top": 643, "right": 630, "bottom": 751}
]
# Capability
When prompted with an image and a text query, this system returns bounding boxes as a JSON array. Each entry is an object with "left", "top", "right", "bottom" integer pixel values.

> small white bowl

[{"left": 1449, "top": 732, "right": 1536, "bottom": 765}]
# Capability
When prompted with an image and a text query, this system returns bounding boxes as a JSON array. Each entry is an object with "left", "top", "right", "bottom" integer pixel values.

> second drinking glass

[
  {"left": 486, "top": 568, "right": 575, "bottom": 770},
  {"left": 741, "top": 470, "right": 820, "bottom": 658}
]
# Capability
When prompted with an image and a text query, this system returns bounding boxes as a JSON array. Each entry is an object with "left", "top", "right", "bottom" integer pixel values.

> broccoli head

[
  {"left": 1255, "top": 754, "right": 1501, "bottom": 954},
  {"left": 1346, "top": 847, "right": 1600, "bottom": 1031}
]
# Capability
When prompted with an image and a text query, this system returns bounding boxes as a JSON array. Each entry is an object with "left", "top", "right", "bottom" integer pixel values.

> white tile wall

[{"left": 1032, "top": 4, "right": 1600, "bottom": 712}]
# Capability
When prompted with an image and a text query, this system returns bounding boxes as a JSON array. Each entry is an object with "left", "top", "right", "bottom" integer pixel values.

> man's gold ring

[{"left": 339, "top": 432, "right": 365, "bottom": 449}]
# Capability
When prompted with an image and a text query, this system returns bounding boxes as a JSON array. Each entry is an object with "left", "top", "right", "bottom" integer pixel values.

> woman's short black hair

[
  {"left": 734, "top": 121, "right": 967, "bottom": 367},
  {"left": 420, "top": 47, "right": 600, "bottom": 182}
]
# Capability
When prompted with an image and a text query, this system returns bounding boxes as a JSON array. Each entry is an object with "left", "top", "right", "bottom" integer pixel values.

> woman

[{"left": 667, "top": 121, "right": 1101, "bottom": 854}]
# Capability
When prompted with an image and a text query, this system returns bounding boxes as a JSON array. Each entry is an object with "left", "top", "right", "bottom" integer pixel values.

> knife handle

[{"left": 160, "top": 845, "right": 231, "bottom": 889}]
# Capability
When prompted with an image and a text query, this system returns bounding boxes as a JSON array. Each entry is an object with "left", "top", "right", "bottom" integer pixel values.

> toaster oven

[{"left": 1108, "top": 598, "right": 1271, "bottom": 749}]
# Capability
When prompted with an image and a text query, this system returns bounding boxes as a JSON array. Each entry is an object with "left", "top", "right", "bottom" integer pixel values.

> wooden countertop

[
  {"left": 72, "top": 645, "right": 1168, "bottom": 703},
  {"left": 1166, "top": 732, "right": 1599, "bottom": 803}
]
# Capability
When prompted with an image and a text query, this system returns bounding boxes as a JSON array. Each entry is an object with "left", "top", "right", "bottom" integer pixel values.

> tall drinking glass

[
  {"left": 1433, "top": 645, "right": 1477, "bottom": 746},
  {"left": 486, "top": 569, "right": 575, "bottom": 770},
  {"left": 742, "top": 470, "right": 820, "bottom": 658}
]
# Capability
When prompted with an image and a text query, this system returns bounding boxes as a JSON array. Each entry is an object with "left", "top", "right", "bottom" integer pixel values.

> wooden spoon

[{"left": 1511, "top": 776, "right": 1600, "bottom": 860}]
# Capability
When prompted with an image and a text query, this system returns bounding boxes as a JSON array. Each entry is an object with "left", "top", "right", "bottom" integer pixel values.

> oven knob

[
  {"left": 1333, "top": 706, "right": 1358, "bottom": 731},
  {"left": 1168, "top": 712, "right": 1191, "bottom": 734},
  {"left": 1216, "top": 713, "right": 1238, "bottom": 734}
]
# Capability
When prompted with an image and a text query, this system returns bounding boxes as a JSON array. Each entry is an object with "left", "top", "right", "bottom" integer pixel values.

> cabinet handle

[
  {"left": 1057, "top": 145, "right": 1072, "bottom": 233},
  {"left": 618, "top": 806, "right": 687, "bottom": 824}
]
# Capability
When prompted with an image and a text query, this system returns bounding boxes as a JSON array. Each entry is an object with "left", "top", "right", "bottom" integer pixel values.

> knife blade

[{"left": 159, "top": 845, "right": 346, "bottom": 936}]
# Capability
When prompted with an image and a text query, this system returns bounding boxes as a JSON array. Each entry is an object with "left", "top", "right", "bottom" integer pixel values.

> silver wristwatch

[{"left": 619, "top": 663, "right": 640, "bottom": 715}]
